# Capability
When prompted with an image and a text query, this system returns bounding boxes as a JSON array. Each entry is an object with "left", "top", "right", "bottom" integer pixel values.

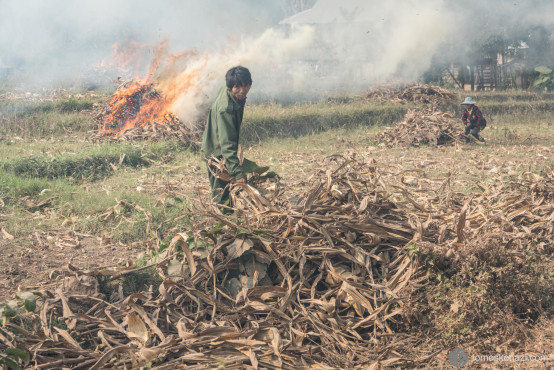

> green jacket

[{"left": 202, "top": 86, "right": 246, "bottom": 180}]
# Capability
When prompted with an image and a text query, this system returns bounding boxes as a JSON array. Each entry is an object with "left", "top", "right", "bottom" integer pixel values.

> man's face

[{"left": 230, "top": 84, "right": 251, "bottom": 101}]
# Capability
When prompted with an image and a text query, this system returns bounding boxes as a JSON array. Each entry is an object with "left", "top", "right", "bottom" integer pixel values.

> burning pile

[
  {"left": 92, "top": 80, "right": 201, "bottom": 143},
  {"left": 1, "top": 155, "right": 552, "bottom": 368},
  {"left": 376, "top": 106, "right": 465, "bottom": 147},
  {"left": 366, "top": 84, "right": 457, "bottom": 105}
]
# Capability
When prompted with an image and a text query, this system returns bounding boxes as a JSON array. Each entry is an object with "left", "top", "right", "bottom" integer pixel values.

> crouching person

[
  {"left": 202, "top": 66, "right": 252, "bottom": 207},
  {"left": 461, "top": 97, "right": 486, "bottom": 142}
]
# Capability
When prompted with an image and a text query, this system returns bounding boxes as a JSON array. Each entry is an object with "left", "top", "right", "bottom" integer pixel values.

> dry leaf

[
  {"left": 401, "top": 175, "right": 418, "bottom": 185},
  {"left": 137, "top": 347, "right": 162, "bottom": 362},
  {"left": 450, "top": 301, "right": 461, "bottom": 314},
  {"left": 227, "top": 238, "right": 254, "bottom": 259},
  {"left": 1, "top": 228, "right": 14, "bottom": 240},
  {"left": 127, "top": 312, "right": 149, "bottom": 345}
]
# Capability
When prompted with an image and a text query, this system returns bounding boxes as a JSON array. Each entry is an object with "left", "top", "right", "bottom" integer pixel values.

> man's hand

[{"left": 235, "top": 176, "right": 247, "bottom": 184}]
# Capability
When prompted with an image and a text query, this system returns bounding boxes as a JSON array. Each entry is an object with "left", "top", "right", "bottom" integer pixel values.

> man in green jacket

[{"left": 202, "top": 66, "right": 252, "bottom": 205}]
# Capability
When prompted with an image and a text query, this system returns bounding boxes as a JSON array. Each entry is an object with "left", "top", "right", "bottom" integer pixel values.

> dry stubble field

[{"left": 0, "top": 88, "right": 553, "bottom": 368}]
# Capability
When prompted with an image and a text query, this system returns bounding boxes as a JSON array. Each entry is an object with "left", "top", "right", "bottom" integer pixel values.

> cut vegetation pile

[
  {"left": 92, "top": 81, "right": 200, "bottom": 143},
  {"left": 92, "top": 120, "right": 201, "bottom": 144},
  {"left": 365, "top": 84, "right": 457, "bottom": 106},
  {"left": 376, "top": 106, "right": 465, "bottom": 147},
  {"left": 1, "top": 155, "right": 553, "bottom": 368}
]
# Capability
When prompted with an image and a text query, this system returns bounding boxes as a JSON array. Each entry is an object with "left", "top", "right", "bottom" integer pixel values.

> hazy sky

[
  {"left": 0, "top": 0, "right": 284, "bottom": 86},
  {"left": 1, "top": 0, "right": 552, "bottom": 100}
]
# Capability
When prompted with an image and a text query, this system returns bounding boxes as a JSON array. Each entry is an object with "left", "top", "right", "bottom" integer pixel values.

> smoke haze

[{"left": 1, "top": 0, "right": 553, "bottom": 119}]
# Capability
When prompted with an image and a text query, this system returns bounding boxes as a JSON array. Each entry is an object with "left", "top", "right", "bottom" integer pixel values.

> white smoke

[
  {"left": 0, "top": 0, "right": 284, "bottom": 89},
  {"left": 168, "top": 25, "right": 315, "bottom": 122},
  {"left": 1, "top": 0, "right": 552, "bottom": 112}
]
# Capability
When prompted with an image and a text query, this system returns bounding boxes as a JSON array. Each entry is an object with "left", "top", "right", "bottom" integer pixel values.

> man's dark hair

[{"left": 226, "top": 66, "right": 252, "bottom": 89}]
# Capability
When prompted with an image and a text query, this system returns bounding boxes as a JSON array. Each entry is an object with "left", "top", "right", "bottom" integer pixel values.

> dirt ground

[{"left": 0, "top": 231, "right": 139, "bottom": 299}]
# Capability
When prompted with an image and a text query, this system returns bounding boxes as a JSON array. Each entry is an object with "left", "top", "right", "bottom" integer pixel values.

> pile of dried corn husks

[
  {"left": 376, "top": 106, "right": 465, "bottom": 147},
  {"left": 1, "top": 155, "right": 552, "bottom": 368},
  {"left": 366, "top": 84, "right": 457, "bottom": 105},
  {"left": 92, "top": 81, "right": 201, "bottom": 143},
  {"left": 91, "top": 119, "right": 201, "bottom": 144}
]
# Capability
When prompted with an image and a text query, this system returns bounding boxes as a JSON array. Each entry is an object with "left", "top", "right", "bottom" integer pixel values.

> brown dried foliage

[
  {"left": 365, "top": 83, "right": 457, "bottom": 106},
  {"left": 92, "top": 82, "right": 201, "bottom": 143},
  {"left": 376, "top": 106, "right": 466, "bottom": 147},
  {"left": 0, "top": 155, "right": 552, "bottom": 368},
  {"left": 91, "top": 120, "right": 201, "bottom": 144}
]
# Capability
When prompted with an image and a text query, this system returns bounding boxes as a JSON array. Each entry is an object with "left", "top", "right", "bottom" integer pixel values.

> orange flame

[{"left": 98, "top": 41, "right": 200, "bottom": 136}]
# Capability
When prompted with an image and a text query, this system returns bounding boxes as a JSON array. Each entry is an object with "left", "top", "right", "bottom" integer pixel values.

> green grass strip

[
  {"left": 242, "top": 102, "right": 408, "bottom": 142},
  {"left": 1, "top": 141, "right": 187, "bottom": 181},
  {"left": 0, "top": 97, "right": 97, "bottom": 116}
]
